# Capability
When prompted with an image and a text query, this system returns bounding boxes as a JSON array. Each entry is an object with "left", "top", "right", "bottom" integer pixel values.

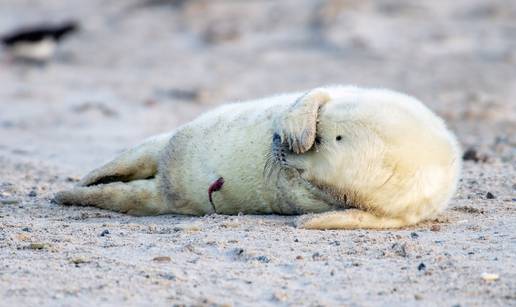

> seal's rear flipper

[
  {"left": 55, "top": 178, "right": 166, "bottom": 215},
  {"left": 79, "top": 133, "right": 172, "bottom": 187}
]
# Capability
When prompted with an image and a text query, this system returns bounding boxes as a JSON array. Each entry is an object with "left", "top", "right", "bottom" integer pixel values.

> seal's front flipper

[
  {"left": 79, "top": 133, "right": 172, "bottom": 187},
  {"left": 275, "top": 88, "right": 331, "bottom": 154},
  {"left": 296, "top": 209, "right": 410, "bottom": 230},
  {"left": 55, "top": 178, "right": 166, "bottom": 215}
]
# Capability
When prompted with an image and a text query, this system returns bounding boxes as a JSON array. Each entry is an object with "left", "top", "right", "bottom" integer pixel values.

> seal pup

[
  {"left": 1, "top": 21, "right": 78, "bottom": 62},
  {"left": 55, "top": 86, "right": 461, "bottom": 229}
]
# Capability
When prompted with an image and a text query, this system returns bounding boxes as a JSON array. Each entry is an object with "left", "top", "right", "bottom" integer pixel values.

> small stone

[
  {"left": 414, "top": 294, "right": 423, "bottom": 300},
  {"left": 28, "top": 190, "right": 37, "bottom": 197},
  {"left": 430, "top": 225, "right": 441, "bottom": 232},
  {"left": 296, "top": 255, "right": 304, "bottom": 260},
  {"left": 256, "top": 256, "right": 270, "bottom": 263},
  {"left": 410, "top": 232, "right": 419, "bottom": 239},
  {"left": 21, "top": 227, "right": 31, "bottom": 232},
  {"left": 153, "top": 256, "right": 171, "bottom": 262},
  {"left": 66, "top": 176, "right": 81, "bottom": 182},
  {"left": 486, "top": 192, "right": 495, "bottom": 199},
  {"left": 391, "top": 243, "right": 408, "bottom": 257},
  {"left": 221, "top": 221, "right": 240, "bottom": 228},
  {"left": 28, "top": 243, "right": 46, "bottom": 250},
  {"left": 100, "top": 229, "right": 109, "bottom": 237},
  {"left": 70, "top": 257, "right": 89, "bottom": 265},
  {"left": 234, "top": 248, "right": 244, "bottom": 256},
  {"left": 417, "top": 263, "right": 426, "bottom": 271},
  {"left": 462, "top": 148, "right": 479, "bottom": 162},
  {"left": 312, "top": 252, "right": 323, "bottom": 260},
  {"left": 0, "top": 198, "right": 19, "bottom": 205},
  {"left": 481, "top": 272, "right": 499, "bottom": 281},
  {"left": 158, "top": 273, "right": 176, "bottom": 280}
]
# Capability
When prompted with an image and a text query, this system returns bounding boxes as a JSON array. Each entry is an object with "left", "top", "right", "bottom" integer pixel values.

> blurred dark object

[
  {"left": 1, "top": 20, "right": 79, "bottom": 62},
  {"left": 462, "top": 148, "right": 488, "bottom": 163}
]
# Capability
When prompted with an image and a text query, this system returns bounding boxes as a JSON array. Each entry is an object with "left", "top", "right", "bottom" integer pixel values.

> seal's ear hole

[{"left": 336, "top": 135, "right": 342, "bottom": 141}]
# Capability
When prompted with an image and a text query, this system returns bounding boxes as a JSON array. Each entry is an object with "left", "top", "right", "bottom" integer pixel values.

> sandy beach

[{"left": 0, "top": 1, "right": 514, "bottom": 306}]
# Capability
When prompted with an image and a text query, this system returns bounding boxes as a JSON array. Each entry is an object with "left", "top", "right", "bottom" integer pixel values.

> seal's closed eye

[{"left": 336, "top": 135, "right": 342, "bottom": 141}]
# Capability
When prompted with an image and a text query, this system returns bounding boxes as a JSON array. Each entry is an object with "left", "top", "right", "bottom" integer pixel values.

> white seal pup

[{"left": 55, "top": 86, "right": 461, "bottom": 229}]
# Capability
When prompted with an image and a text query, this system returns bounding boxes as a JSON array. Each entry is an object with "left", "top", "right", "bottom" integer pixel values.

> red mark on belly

[{"left": 208, "top": 177, "right": 224, "bottom": 209}]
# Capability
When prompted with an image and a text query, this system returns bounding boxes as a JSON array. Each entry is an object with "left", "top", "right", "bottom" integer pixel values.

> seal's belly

[{"left": 169, "top": 101, "right": 335, "bottom": 215}]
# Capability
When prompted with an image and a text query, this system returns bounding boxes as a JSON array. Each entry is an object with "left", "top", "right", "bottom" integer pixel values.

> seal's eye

[{"left": 336, "top": 135, "right": 342, "bottom": 141}]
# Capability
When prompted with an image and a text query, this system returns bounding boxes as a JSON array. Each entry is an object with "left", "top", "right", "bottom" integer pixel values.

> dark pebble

[
  {"left": 256, "top": 256, "right": 270, "bottom": 263},
  {"left": 22, "top": 227, "right": 31, "bottom": 232},
  {"left": 158, "top": 273, "right": 176, "bottom": 280},
  {"left": 462, "top": 148, "right": 479, "bottom": 162},
  {"left": 28, "top": 190, "right": 37, "bottom": 197},
  {"left": 417, "top": 263, "right": 426, "bottom": 271},
  {"left": 100, "top": 229, "right": 110, "bottom": 237},
  {"left": 410, "top": 232, "right": 419, "bottom": 239},
  {"left": 486, "top": 192, "right": 495, "bottom": 199}
]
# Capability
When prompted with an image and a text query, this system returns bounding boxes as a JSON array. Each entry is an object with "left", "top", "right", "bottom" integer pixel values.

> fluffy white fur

[{"left": 55, "top": 86, "right": 461, "bottom": 229}]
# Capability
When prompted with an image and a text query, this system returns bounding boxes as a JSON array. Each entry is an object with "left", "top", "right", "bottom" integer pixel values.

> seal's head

[{"left": 268, "top": 87, "right": 461, "bottom": 218}]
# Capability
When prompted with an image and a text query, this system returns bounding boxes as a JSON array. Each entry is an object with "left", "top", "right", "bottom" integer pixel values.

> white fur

[{"left": 56, "top": 86, "right": 461, "bottom": 229}]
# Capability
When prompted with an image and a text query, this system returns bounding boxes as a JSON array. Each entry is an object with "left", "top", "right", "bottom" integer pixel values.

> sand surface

[{"left": 0, "top": 0, "right": 515, "bottom": 306}]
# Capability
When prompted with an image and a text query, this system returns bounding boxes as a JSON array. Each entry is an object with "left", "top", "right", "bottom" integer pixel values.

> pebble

[
  {"left": 462, "top": 148, "right": 487, "bottom": 162},
  {"left": 462, "top": 148, "right": 479, "bottom": 161},
  {"left": 100, "top": 229, "right": 110, "bottom": 237},
  {"left": 0, "top": 198, "right": 19, "bottom": 205},
  {"left": 430, "top": 225, "right": 441, "bottom": 232},
  {"left": 153, "top": 256, "right": 171, "bottom": 262},
  {"left": 28, "top": 243, "right": 46, "bottom": 250},
  {"left": 66, "top": 176, "right": 81, "bottom": 182},
  {"left": 486, "top": 192, "right": 495, "bottom": 199},
  {"left": 255, "top": 256, "right": 270, "bottom": 263},
  {"left": 21, "top": 227, "right": 32, "bottom": 232},
  {"left": 70, "top": 257, "right": 89, "bottom": 265},
  {"left": 28, "top": 190, "right": 37, "bottom": 197},
  {"left": 410, "top": 232, "right": 419, "bottom": 239},
  {"left": 391, "top": 243, "right": 408, "bottom": 257},
  {"left": 481, "top": 272, "right": 499, "bottom": 281},
  {"left": 417, "top": 263, "right": 426, "bottom": 271}
]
